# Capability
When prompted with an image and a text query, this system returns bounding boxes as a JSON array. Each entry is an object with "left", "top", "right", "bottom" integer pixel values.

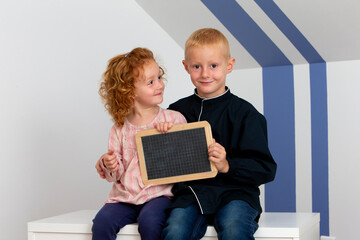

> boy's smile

[{"left": 183, "top": 44, "right": 235, "bottom": 99}]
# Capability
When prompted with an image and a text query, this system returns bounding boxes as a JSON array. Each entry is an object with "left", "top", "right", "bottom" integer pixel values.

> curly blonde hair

[{"left": 99, "top": 47, "right": 164, "bottom": 127}]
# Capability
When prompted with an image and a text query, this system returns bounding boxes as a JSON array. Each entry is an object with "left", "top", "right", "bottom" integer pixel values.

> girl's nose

[{"left": 157, "top": 79, "right": 165, "bottom": 88}]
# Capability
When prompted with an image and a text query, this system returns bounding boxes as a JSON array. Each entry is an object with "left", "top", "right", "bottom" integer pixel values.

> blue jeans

[
  {"left": 92, "top": 196, "right": 171, "bottom": 240},
  {"left": 161, "top": 200, "right": 259, "bottom": 240}
]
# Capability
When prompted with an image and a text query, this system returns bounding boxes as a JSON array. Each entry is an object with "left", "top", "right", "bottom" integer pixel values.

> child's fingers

[
  {"left": 208, "top": 143, "right": 226, "bottom": 159},
  {"left": 105, "top": 159, "right": 118, "bottom": 171},
  {"left": 155, "top": 122, "right": 173, "bottom": 133},
  {"left": 168, "top": 122, "right": 174, "bottom": 130},
  {"left": 154, "top": 122, "right": 163, "bottom": 132},
  {"left": 163, "top": 122, "right": 173, "bottom": 132},
  {"left": 103, "top": 155, "right": 115, "bottom": 164},
  {"left": 95, "top": 160, "right": 106, "bottom": 179},
  {"left": 110, "top": 164, "right": 119, "bottom": 172},
  {"left": 95, "top": 159, "right": 102, "bottom": 171}
]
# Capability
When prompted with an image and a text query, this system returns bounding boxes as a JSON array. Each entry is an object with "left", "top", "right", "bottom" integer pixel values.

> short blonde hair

[{"left": 185, "top": 28, "right": 231, "bottom": 60}]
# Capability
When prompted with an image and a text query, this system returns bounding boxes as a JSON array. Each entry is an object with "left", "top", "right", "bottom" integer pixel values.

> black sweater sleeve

[{"left": 222, "top": 111, "right": 277, "bottom": 187}]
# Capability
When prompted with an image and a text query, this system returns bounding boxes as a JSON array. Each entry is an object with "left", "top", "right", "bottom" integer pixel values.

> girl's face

[{"left": 133, "top": 60, "right": 165, "bottom": 109}]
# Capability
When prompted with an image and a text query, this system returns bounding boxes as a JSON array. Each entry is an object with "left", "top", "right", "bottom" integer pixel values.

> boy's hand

[
  {"left": 208, "top": 139, "right": 229, "bottom": 173},
  {"left": 154, "top": 122, "right": 174, "bottom": 133}
]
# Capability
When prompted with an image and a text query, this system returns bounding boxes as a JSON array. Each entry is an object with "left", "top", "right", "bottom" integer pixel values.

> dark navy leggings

[{"left": 92, "top": 196, "right": 171, "bottom": 240}]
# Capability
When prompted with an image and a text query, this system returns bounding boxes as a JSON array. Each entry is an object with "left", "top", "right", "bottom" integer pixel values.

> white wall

[
  {"left": 0, "top": 1, "right": 190, "bottom": 239},
  {"left": 327, "top": 60, "right": 360, "bottom": 240},
  {"left": 1, "top": 1, "right": 359, "bottom": 240}
]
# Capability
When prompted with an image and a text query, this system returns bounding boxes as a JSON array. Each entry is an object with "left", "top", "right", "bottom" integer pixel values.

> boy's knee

[
  {"left": 162, "top": 223, "right": 189, "bottom": 239},
  {"left": 217, "top": 218, "right": 258, "bottom": 240}
]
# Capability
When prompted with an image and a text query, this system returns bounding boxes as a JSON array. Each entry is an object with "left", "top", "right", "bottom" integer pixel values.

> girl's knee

[
  {"left": 92, "top": 211, "right": 119, "bottom": 237},
  {"left": 93, "top": 211, "right": 112, "bottom": 227}
]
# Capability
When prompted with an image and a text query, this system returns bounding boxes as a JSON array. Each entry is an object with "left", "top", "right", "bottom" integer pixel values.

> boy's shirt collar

[{"left": 194, "top": 86, "right": 230, "bottom": 101}]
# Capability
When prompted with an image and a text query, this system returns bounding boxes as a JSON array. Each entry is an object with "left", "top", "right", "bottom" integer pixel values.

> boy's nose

[{"left": 201, "top": 69, "right": 209, "bottom": 78}]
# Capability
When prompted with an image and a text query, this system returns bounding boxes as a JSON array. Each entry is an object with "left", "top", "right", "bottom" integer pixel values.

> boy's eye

[
  {"left": 210, "top": 64, "right": 217, "bottom": 68},
  {"left": 147, "top": 80, "right": 153, "bottom": 85},
  {"left": 193, "top": 65, "right": 200, "bottom": 69},
  {"left": 158, "top": 75, "right": 162, "bottom": 80}
]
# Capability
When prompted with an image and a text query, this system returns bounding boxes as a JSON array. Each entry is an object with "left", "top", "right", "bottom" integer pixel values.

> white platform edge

[{"left": 28, "top": 210, "right": 320, "bottom": 237}]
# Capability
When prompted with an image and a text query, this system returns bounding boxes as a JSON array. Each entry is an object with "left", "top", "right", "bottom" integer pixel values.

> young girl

[{"left": 92, "top": 48, "right": 187, "bottom": 240}]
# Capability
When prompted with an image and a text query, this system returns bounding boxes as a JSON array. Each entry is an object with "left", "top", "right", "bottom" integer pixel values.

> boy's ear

[
  {"left": 227, "top": 57, "right": 236, "bottom": 73},
  {"left": 182, "top": 60, "right": 190, "bottom": 74}
]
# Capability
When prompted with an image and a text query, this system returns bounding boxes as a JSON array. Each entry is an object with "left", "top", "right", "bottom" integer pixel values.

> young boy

[{"left": 96, "top": 28, "right": 277, "bottom": 240}]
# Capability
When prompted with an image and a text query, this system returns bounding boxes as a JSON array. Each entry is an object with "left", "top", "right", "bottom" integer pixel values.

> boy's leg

[
  {"left": 92, "top": 202, "right": 137, "bottom": 240},
  {"left": 213, "top": 200, "right": 259, "bottom": 240},
  {"left": 161, "top": 204, "right": 208, "bottom": 240},
  {"left": 137, "top": 196, "right": 172, "bottom": 240}
]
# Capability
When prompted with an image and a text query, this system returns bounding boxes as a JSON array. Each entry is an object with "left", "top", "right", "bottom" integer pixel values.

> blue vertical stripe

[
  {"left": 262, "top": 65, "right": 296, "bottom": 212},
  {"left": 255, "top": 1, "right": 329, "bottom": 235},
  {"left": 201, "top": 0, "right": 291, "bottom": 67},
  {"left": 310, "top": 62, "right": 329, "bottom": 236},
  {"left": 255, "top": 0, "right": 324, "bottom": 63}
]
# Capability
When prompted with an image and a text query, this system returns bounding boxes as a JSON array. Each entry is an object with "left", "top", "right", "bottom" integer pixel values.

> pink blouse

[{"left": 100, "top": 108, "right": 187, "bottom": 205}]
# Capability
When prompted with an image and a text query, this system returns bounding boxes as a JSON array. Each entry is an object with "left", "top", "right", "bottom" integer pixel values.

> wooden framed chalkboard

[{"left": 135, "top": 121, "right": 217, "bottom": 185}]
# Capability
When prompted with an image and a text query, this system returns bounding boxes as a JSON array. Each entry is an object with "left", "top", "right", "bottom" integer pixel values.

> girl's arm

[{"left": 100, "top": 126, "right": 125, "bottom": 182}]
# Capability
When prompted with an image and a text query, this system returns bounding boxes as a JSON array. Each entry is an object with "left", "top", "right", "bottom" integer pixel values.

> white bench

[{"left": 28, "top": 210, "right": 320, "bottom": 240}]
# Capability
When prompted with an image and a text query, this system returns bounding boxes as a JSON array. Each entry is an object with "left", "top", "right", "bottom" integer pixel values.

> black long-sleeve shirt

[{"left": 167, "top": 87, "right": 277, "bottom": 219}]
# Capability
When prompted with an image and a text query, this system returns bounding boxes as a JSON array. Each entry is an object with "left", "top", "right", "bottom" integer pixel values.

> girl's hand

[
  {"left": 154, "top": 122, "right": 174, "bottom": 133},
  {"left": 208, "top": 139, "right": 229, "bottom": 173},
  {"left": 95, "top": 157, "right": 106, "bottom": 179},
  {"left": 101, "top": 150, "right": 119, "bottom": 172}
]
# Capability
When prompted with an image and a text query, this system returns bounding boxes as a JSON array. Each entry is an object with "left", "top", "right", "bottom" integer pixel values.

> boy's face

[{"left": 183, "top": 44, "right": 235, "bottom": 99}]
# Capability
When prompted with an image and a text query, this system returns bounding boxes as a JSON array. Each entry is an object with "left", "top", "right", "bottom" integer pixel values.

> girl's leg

[
  {"left": 213, "top": 200, "right": 259, "bottom": 240},
  {"left": 92, "top": 202, "right": 137, "bottom": 240},
  {"left": 137, "top": 196, "right": 172, "bottom": 240},
  {"left": 161, "top": 204, "right": 208, "bottom": 240}
]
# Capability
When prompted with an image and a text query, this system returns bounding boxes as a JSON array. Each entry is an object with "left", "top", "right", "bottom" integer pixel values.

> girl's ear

[
  {"left": 182, "top": 60, "right": 190, "bottom": 74},
  {"left": 227, "top": 57, "right": 235, "bottom": 73}
]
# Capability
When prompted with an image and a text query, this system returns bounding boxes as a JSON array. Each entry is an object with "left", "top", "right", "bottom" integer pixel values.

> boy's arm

[{"left": 222, "top": 113, "right": 277, "bottom": 187}]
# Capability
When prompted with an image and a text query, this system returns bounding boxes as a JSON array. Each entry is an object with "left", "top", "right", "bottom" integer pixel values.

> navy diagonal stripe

[
  {"left": 255, "top": 0, "right": 324, "bottom": 63},
  {"left": 201, "top": 0, "right": 291, "bottom": 67}
]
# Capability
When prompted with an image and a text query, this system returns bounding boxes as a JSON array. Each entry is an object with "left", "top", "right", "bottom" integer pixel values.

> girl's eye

[
  {"left": 147, "top": 80, "right": 153, "bottom": 85},
  {"left": 193, "top": 65, "right": 200, "bottom": 69},
  {"left": 158, "top": 75, "right": 162, "bottom": 80},
  {"left": 210, "top": 64, "right": 217, "bottom": 69}
]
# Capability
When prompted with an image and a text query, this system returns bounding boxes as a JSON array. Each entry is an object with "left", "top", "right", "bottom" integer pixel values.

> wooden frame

[{"left": 135, "top": 121, "right": 217, "bottom": 185}]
